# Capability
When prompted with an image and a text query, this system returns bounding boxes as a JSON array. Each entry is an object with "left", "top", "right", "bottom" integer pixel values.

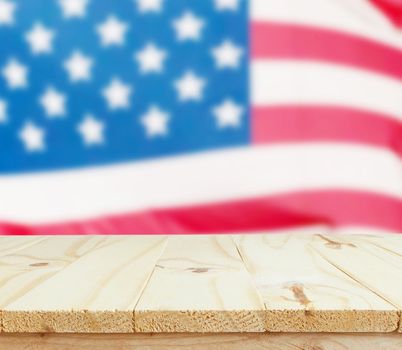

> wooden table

[{"left": 0, "top": 234, "right": 401, "bottom": 349}]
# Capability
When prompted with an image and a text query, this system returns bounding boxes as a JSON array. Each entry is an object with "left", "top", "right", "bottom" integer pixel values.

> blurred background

[{"left": 0, "top": 0, "right": 401, "bottom": 235}]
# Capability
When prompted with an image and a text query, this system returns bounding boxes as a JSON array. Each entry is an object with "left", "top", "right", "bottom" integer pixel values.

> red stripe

[
  {"left": 1, "top": 190, "right": 401, "bottom": 234},
  {"left": 252, "top": 106, "right": 402, "bottom": 156},
  {"left": 252, "top": 22, "right": 402, "bottom": 80},
  {"left": 371, "top": 0, "right": 402, "bottom": 28}
]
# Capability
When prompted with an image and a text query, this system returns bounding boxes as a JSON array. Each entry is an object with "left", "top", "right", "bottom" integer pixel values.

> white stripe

[
  {"left": 252, "top": 60, "right": 402, "bottom": 121},
  {"left": 251, "top": 0, "right": 402, "bottom": 51},
  {"left": 0, "top": 144, "right": 401, "bottom": 223}
]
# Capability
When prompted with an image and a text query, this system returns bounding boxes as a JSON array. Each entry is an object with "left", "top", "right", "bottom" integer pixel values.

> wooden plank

[
  {"left": 328, "top": 234, "right": 402, "bottom": 256},
  {"left": 2, "top": 236, "right": 167, "bottom": 333},
  {"left": 0, "top": 236, "right": 107, "bottom": 309},
  {"left": 309, "top": 234, "right": 402, "bottom": 332},
  {"left": 0, "top": 236, "right": 110, "bottom": 332},
  {"left": 0, "top": 236, "right": 47, "bottom": 257},
  {"left": 235, "top": 234, "right": 398, "bottom": 332},
  {"left": 135, "top": 235, "right": 265, "bottom": 332},
  {"left": 1, "top": 332, "right": 402, "bottom": 350},
  {"left": 1, "top": 234, "right": 401, "bottom": 334}
]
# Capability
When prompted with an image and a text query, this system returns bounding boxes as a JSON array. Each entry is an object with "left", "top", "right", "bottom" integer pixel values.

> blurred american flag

[{"left": 0, "top": 0, "right": 401, "bottom": 234}]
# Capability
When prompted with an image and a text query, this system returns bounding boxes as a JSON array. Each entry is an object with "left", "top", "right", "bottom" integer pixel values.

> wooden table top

[{"left": 0, "top": 234, "right": 401, "bottom": 334}]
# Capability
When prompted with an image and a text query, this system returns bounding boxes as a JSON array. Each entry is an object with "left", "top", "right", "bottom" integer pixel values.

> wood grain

[
  {"left": 309, "top": 234, "right": 402, "bottom": 332},
  {"left": 0, "top": 236, "right": 47, "bottom": 257},
  {"left": 328, "top": 234, "right": 402, "bottom": 257},
  {"left": 135, "top": 236, "right": 265, "bottom": 332},
  {"left": 0, "top": 236, "right": 107, "bottom": 309},
  {"left": 1, "top": 234, "right": 401, "bottom": 334},
  {"left": 1, "top": 236, "right": 167, "bottom": 333},
  {"left": 1, "top": 332, "right": 402, "bottom": 350},
  {"left": 235, "top": 234, "right": 398, "bottom": 332}
]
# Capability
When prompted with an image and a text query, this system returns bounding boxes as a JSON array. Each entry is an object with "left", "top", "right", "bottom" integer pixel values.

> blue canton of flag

[{"left": 0, "top": 0, "right": 248, "bottom": 173}]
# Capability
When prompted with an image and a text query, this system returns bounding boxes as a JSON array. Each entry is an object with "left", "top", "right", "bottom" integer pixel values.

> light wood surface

[
  {"left": 135, "top": 236, "right": 265, "bottom": 332},
  {"left": 235, "top": 234, "right": 397, "bottom": 332},
  {"left": 309, "top": 234, "right": 402, "bottom": 332},
  {"left": 0, "top": 236, "right": 106, "bottom": 308},
  {"left": 0, "top": 234, "right": 401, "bottom": 333},
  {"left": 1, "top": 333, "right": 402, "bottom": 350},
  {"left": 0, "top": 236, "right": 46, "bottom": 257},
  {"left": 1, "top": 236, "right": 167, "bottom": 333}
]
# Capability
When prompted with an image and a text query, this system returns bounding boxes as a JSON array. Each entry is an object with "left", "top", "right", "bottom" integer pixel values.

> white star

[
  {"left": 102, "top": 78, "right": 132, "bottom": 110},
  {"left": 135, "top": 43, "right": 167, "bottom": 74},
  {"left": 140, "top": 105, "right": 169, "bottom": 137},
  {"left": 39, "top": 87, "right": 67, "bottom": 118},
  {"left": 59, "top": 0, "right": 89, "bottom": 19},
  {"left": 97, "top": 16, "right": 128, "bottom": 47},
  {"left": 0, "top": 0, "right": 16, "bottom": 26},
  {"left": 211, "top": 40, "right": 243, "bottom": 69},
  {"left": 174, "top": 71, "right": 206, "bottom": 102},
  {"left": 77, "top": 114, "right": 104, "bottom": 146},
  {"left": 64, "top": 51, "right": 93, "bottom": 82},
  {"left": 2, "top": 58, "right": 28, "bottom": 89},
  {"left": 214, "top": 0, "right": 240, "bottom": 11},
  {"left": 25, "top": 23, "right": 55, "bottom": 55},
  {"left": 212, "top": 99, "right": 243, "bottom": 128},
  {"left": 136, "top": 0, "right": 163, "bottom": 13},
  {"left": 172, "top": 12, "right": 204, "bottom": 42},
  {"left": 19, "top": 121, "right": 45, "bottom": 152},
  {"left": 0, "top": 99, "right": 7, "bottom": 123}
]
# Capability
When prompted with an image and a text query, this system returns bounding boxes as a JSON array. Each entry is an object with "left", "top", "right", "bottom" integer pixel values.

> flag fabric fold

[{"left": 0, "top": 0, "right": 401, "bottom": 234}]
